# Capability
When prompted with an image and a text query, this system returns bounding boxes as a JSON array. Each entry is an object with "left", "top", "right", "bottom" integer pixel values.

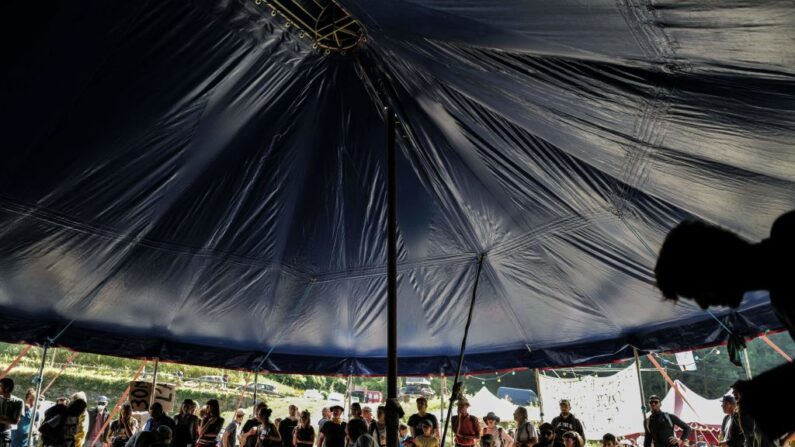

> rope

[
  {"left": 89, "top": 360, "right": 148, "bottom": 447},
  {"left": 440, "top": 254, "right": 485, "bottom": 447},
  {"left": 234, "top": 373, "right": 250, "bottom": 410},
  {"left": 759, "top": 335, "right": 793, "bottom": 362},
  {"left": 0, "top": 345, "right": 32, "bottom": 380},
  {"left": 646, "top": 354, "right": 700, "bottom": 417},
  {"left": 41, "top": 351, "right": 80, "bottom": 396}
]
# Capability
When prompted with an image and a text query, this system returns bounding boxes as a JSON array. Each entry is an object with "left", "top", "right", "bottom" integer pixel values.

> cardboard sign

[{"left": 128, "top": 381, "right": 177, "bottom": 412}]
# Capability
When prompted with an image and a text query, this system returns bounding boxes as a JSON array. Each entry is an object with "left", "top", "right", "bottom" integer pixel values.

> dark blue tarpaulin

[{"left": 0, "top": 0, "right": 793, "bottom": 375}]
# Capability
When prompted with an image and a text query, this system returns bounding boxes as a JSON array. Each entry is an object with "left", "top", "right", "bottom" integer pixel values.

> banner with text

[
  {"left": 129, "top": 381, "right": 177, "bottom": 412},
  {"left": 539, "top": 364, "right": 643, "bottom": 438}
]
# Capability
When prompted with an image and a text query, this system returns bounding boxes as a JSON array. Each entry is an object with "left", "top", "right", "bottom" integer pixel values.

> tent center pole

[
  {"left": 27, "top": 343, "right": 50, "bottom": 447},
  {"left": 385, "top": 106, "right": 399, "bottom": 447}
]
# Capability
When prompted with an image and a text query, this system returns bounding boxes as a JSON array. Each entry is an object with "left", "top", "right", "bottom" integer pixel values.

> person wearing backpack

[
  {"left": 643, "top": 395, "right": 691, "bottom": 447},
  {"left": 512, "top": 408, "right": 536, "bottom": 447},
  {"left": 451, "top": 399, "right": 480, "bottom": 447},
  {"left": 482, "top": 413, "right": 512, "bottom": 447},
  {"left": 40, "top": 401, "right": 69, "bottom": 447}
]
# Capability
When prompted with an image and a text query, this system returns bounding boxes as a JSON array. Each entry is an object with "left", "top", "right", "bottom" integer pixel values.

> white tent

[
  {"left": 467, "top": 387, "right": 520, "bottom": 421},
  {"left": 459, "top": 387, "right": 542, "bottom": 422},
  {"left": 659, "top": 380, "right": 725, "bottom": 426}
]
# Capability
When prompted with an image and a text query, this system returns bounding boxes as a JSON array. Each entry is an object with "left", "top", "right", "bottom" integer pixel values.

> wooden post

[{"left": 149, "top": 358, "right": 160, "bottom": 408}]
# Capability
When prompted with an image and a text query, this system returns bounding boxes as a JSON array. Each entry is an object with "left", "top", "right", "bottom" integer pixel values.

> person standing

[
  {"left": 719, "top": 396, "right": 744, "bottom": 447},
  {"left": 240, "top": 406, "right": 279, "bottom": 447},
  {"left": 224, "top": 410, "right": 246, "bottom": 447},
  {"left": 196, "top": 400, "right": 224, "bottom": 447},
  {"left": 535, "top": 424, "right": 562, "bottom": 447},
  {"left": 0, "top": 378, "right": 23, "bottom": 447},
  {"left": 601, "top": 434, "right": 617, "bottom": 447},
  {"left": 413, "top": 421, "right": 439, "bottom": 447},
  {"left": 345, "top": 420, "right": 371, "bottom": 447},
  {"left": 512, "top": 408, "right": 536, "bottom": 447},
  {"left": 240, "top": 403, "right": 268, "bottom": 447},
  {"left": 367, "top": 407, "right": 387, "bottom": 447},
  {"left": 406, "top": 399, "right": 438, "bottom": 439},
  {"left": 11, "top": 389, "right": 37, "bottom": 447},
  {"left": 143, "top": 403, "right": 175, "bottom": 433},
  {"left": 106, "top": 404, "right": 138, "bottom": 447},
  {"left": 85, "top": 396, "right": 110, "bottom": 447},
  {"left": 350, "top": 405, "right": 362, "bottom": 422},
  {"left": 481, "top": 413, "right": 512, "bottom": 447},
  {"left": 550, "top": 401, "right": 584, "bottom": 443},
  {"left": 279, "top": 406, "right": 299, "bottom": 447},
  {"left": 64, "top": 398, "right": 89, "bottom": 447},
  {"left": 317, "top": 409, "right": 331, "bottom": 433},
  {"left": 317, "top": 406, "right": 345, "bottom": 447},
  {"left": 174, "top": 399, "right": 200, "bottom": 447},
  {"left": 293, "top": 411, "right": 315, "bottom": 447},
  {"left": 643, "top": 395, "right": 691, "bottom": 447},
  {"left": 68, "top": 393, "right": 89, "bottom": 447},
  {"left": 451, "top": 399, "right": 480, "bottom": 447},
  {"left": 561, "top": 432, "right": 583, "bottom": 447},
  {"left": 361, "top": 409, "right": 373, "bottom": 430}
]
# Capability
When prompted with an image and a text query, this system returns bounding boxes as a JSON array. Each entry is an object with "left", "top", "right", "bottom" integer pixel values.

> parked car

[
  {"left": 351, "top": 390, "right": 383, "bottom": 403},
  {"left": 400, "top": 384, "right": 435, "bottom": 398},
  {"left": 243, "top": 383, "right": 277, "bottom": 395},
  {"left": 184, "top": 375, "right": 226, "bottom": 387},
  {"left": 327, "top": 392, "right": 344, "bottom": 403},
  {"left": 303, "top": 389, "right": 323, "bottom": 400}
]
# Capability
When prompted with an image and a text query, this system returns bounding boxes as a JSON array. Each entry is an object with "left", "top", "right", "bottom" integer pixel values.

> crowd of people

[{"left": 0, "top": 374, "right": 776, "bottom": 447}]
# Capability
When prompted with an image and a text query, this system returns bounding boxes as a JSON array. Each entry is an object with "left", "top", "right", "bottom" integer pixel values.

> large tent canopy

[{"left": 1, "top": 1, "right": 793, "bottom": 375}]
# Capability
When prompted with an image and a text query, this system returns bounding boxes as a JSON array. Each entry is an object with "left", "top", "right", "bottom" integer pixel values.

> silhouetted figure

[
  {"left": 655, "top": 210, "right": 795, "bottom": 444},
  {"left": 655, "top": 210, "right": 795, "bottom": 339}
]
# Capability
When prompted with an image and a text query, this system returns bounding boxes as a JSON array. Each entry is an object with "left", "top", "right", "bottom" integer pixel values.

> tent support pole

[
  {"left": 28, "top": 320, "right": 74, "bottom": 447},
  {"left": 149, "top": 358, "right": 160, "bottom": 408},
  {"left": 633, "top": 348, "right": 647, "bottom": 425},
  {"left": 252, "top": 370, "right": 259, "bottom": 410},
  {"left": 386, "top": 106, "right": 399, "bottom": 447},
  {"left": 535, "top": 369, "right": 544, "bottom": 422},
  {"left": 27, "top": 343, "right": 50, "bottom": 447},
  {"left": 441, "top": 254, "right": 485, "bottom": 447},
  {"left": 439, "top": 372, "right": 446, "bottom": 428},
  {"left": 742, "top": 349, "right": 753, "bottom": 379}
]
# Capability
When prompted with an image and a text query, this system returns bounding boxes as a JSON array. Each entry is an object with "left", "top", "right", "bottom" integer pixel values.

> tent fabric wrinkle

[{"left": 0, "top": 0, "right": 793, "bottom": 375}]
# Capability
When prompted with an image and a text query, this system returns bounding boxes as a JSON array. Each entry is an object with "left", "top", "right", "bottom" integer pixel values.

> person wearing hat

[
  {"left": 413, "top": 420, "right": 439, "bottom": 447},
  {"left": 481, "top": 413, "right": 512, "bottom": 447},
  {"left": 643, "top": 395, "right": 691, "bottom": 447},
  {"left": 451, "top": 398, "right": 480, "bottom": 447},
  {"left": 318, "top": 406, "right": 346, "bottom": 447},
  {"left": 719, "top": 396, "right": 743, "bottom": 447},
  {"left": 69, "top": 392, "right": 90, "bottom": 447},
  {"left": 536, "top": 424, "right": 563, "bottom": 447},
  {"left": 407, "top": 398, "right": 438, "bottom": 439},
  {"left": 551, "top": 400, "right": 584, "bottom": 443},
  {"left": 86, "top": 396, "right": 110, "bottom": 447}
]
